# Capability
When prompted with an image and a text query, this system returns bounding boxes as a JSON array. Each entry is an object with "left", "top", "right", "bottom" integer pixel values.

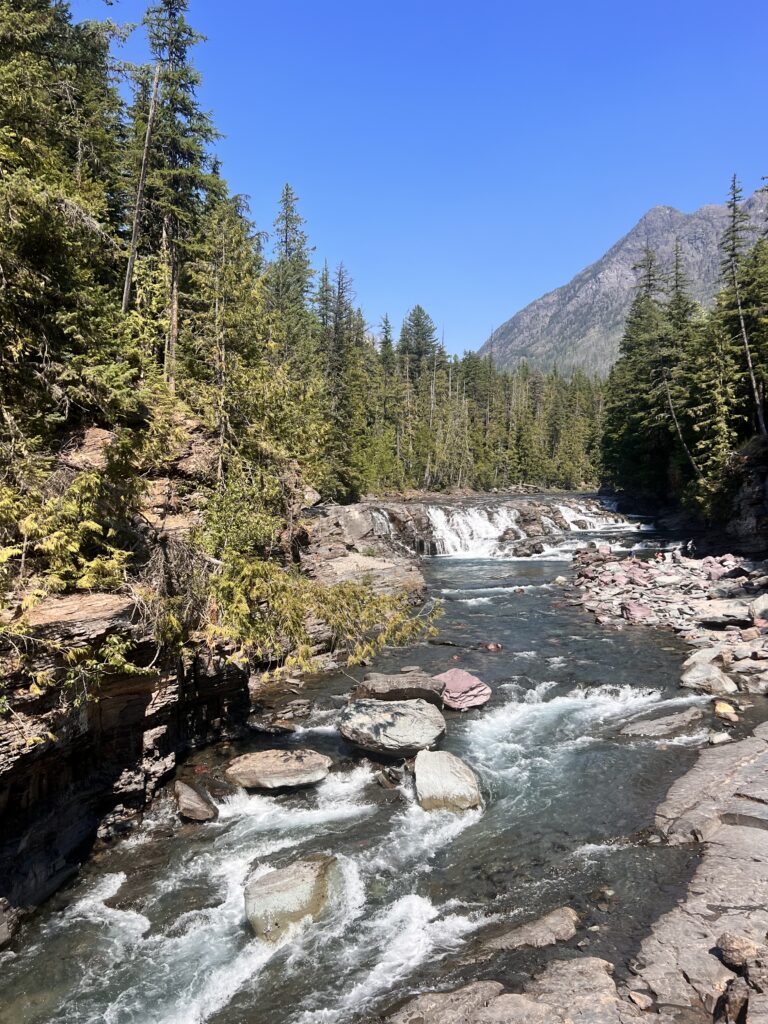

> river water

[{"left": 0, "top": 500, "right": 710, "bottom": 1024}]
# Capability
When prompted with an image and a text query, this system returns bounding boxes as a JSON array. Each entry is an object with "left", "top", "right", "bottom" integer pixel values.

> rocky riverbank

[
  {"left": 574, "top": 546, "right": 768, "bottom": 699},
  {"left": 0, "top": 501, "right": 425, "bottom": 947},
  {"left": 382, "top": 541, "right": 768, "bottom": 1022}
]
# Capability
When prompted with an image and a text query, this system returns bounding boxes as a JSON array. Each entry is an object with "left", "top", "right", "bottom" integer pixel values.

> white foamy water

[{"left": 426, "top": 505, "right": 524, "bottom": 557}]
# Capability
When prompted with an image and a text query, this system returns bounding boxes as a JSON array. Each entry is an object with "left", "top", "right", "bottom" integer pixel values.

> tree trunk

[
  {"left": 731, "top": 258, "right": 767, "bottom": 435},
  {"left": 662, "top": 372, "right": 702, "bottom": 478},
  {"left": 122, "top": 65, "right": 160, "bottom": 314}
]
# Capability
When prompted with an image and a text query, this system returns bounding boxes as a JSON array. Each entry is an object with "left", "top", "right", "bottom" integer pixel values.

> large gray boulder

[
  {"left": 173, "top": 780, "right": 218, "bottom": 822},
  {"left": 244, "top": 855, "right": 339, "bottom": 942},
  {"left": 414, "top": 750, "right": 482, "bottom": 812},
  {"left": 224, "top": 748, "right": 332, "bottom": 790},
  {"left": 351, "top": 672, "right": 445, "bottom": 707},
  {"left": 338, "top": 699, "right": 445, "bottom": 757}
]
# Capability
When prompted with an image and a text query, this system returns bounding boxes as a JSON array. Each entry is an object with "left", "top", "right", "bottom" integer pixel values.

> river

[{"left": 0, "top": 498, "right": 711, "bottom": 1024}]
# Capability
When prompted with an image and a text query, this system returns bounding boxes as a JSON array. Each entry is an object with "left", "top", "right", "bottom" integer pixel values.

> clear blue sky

[{"left": 71, "top": 0, "right": 767, "bottom": 354}]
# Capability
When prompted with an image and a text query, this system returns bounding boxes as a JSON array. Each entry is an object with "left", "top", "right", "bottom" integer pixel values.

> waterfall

[{"left": 425, "top": 505, "right": 523, "bottom": 557}]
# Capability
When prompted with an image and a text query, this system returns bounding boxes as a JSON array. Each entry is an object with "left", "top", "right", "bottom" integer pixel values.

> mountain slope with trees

[{"left": 480, "top": 192, "right": 767, "bottom": 375}]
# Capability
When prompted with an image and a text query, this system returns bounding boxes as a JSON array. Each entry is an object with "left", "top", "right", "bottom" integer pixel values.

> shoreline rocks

[
  {"left": 574, "top": 547, "right": 768, "bottom": 697},
  {"left": 338, "top": 699, "right": 446, "bottom": 757},
  {"left": 224, "top": 749, "right": 332, "bottom": 790}
]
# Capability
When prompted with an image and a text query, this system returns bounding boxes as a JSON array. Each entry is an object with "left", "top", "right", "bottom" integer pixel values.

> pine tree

[{"left": 142, "top": 0, "right": 218, "bottom": 389}]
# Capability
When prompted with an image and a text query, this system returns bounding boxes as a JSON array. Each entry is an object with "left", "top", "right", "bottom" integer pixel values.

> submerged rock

[
  {"left": 621, "top": 707, "right": 704, "bottom": 738},
  {"left": 414, "top": 750, "right": 482, "bottom": 812},
  {"left": 224, "top": 748, "right": 332, "bottom": 790},
  {"left": 173, "top": 780, "right": 218, "bottom": 822},
  {"left": 244, "top": 855, "right": 339, "bottom": 942},
  {"left": 351, "top": 672, "right": 445, "bottom": 707},
  {"left": 434, "top": 668, "right": 492, "bottom": 710},
  {"left": 338, "top": 699, "right": 446, "bottom": 757},
  {"left": 482, "top": 906, "right": 579, "bottom": 952}
]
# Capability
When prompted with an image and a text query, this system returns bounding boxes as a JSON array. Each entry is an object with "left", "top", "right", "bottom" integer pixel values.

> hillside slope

[{"left": 480, "top": 191, "right": 767, "bottom": 374}]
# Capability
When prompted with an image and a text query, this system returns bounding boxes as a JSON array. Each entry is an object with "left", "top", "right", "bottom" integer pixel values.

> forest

[
  {"left": 603, "top": 177, "right": 768, "bottom": 517},
  {"left": 0, "top": 0, "right": 602, "bottom": 683}
]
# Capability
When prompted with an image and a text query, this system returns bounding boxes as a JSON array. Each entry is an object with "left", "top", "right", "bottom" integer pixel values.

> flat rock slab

[
  {"left": 351, "top": 672, "right": 445, "bottom": 707},
  {"left": 244, "top": 855, "right": 339, "bottom": 942},
  {"left": 621, "top": 707, "right": 705, "bottom": 738},
  {"left": 173, "top": 780, "right": 218, "bottom": 822},
  {"left": 388, "top": 958, "right": 639, "bottom": 1023},
  {"left": 483, "top": 906, "right": 579, "bottom": 951},
  {"left": 338, "top": 699, "right": 446, "bottom": 757},
  {"left": 414, "top": 749, "right": 482, "bottom": 812},
  {"left": 224, "top": 748, "right": 332, "bottom": 789},
  {"left": 434, "top": 668, "right": 492, "bottom": 710}
]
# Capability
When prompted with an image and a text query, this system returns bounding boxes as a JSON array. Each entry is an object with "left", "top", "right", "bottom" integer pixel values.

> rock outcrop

[
  {"left": 224, "top": 748, "right": 332, "bottom": 790},
  {"left": 338, "top": 699, "right": 446, "bottom": 757},
  {"left": 389, "top": 957, "right": 641, "bottom": 1023},
  {"left": 625, "top": 724, "right": 768, "bottom": 1019},
  {"left": 244, "top": 855, "right": 339, "bottom": 942},
  {"left": 0, "top": 593, "right": 249, "bottom": 947},
  {"left": 414, "top": 750, "right": 482, "bottom": 812}
]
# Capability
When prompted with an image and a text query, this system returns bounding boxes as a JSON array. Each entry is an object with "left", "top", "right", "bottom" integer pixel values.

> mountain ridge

[{"left": 480, "top": 191, "right": 767, "bottom": 375}]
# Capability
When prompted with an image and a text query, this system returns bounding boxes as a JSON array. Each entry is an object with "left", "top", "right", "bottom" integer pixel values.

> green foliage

[{"left": 602, "top": 176, "right": 768, "bottom": 519}]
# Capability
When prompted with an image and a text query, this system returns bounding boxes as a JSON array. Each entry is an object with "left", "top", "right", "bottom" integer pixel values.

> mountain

[{"left": 479, "top": 191, "right": 767, "bottom": 375}]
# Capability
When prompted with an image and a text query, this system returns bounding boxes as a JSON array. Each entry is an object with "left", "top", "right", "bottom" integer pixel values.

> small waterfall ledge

[{"left": 359, "top": 494, "right": 645, "bottom": 560}]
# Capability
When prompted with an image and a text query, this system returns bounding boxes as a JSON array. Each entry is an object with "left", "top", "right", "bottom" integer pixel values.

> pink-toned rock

[
  {"left": 434, "top": 669, "right": 492, "bottom": 711},
  {"left": 621, "top": 600, "right": 653, "bottom": 623}
]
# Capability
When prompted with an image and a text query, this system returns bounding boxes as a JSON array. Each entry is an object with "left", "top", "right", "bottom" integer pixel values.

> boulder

[
  {"left": 681, "top": 649, "right": 738, "bottom": 695},
  {"left": 483, "top": 906, "right": 579, "bottom": 952},
  {"left": 244, "top": 855, "right": 339, "bottom": 941},
  {"left": 717, "top": 931, "right": 765, "bottom": 969},
  {"left": 338, "top": 699, "right": 446, "bottom": 757},
  {"left": 351, "top": 672, "right": 445, "bottom": 707},
  {"left": 224, "top": 748, "right": 332, "bottom": 790},
  {"left": 621, "top": 707, "right": 704, "bottom": 738},
  {"left": 414, "top": 750, "right": 482, "bottom": 812},
  {"left": 173, "top": 780, "right": 218, "bottom": 822},
  {"left": 434, "top": 668, "right": 492, "bottom": 710}
]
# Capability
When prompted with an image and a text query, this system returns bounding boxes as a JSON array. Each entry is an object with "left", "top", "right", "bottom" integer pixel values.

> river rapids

[{"left": 0, "top": 497, "right": 707, "bottom": 1024}]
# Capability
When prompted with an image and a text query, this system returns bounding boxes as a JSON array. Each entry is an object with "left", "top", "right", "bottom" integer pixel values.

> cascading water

[
  {"left": 420, "top": 496, "right": 645, "bottom": 559},
  {"left": 0, "top": 495, "right": 707, "bottom": 1024}
]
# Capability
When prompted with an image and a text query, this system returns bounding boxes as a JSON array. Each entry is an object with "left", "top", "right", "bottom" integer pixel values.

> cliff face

[
  {"left": 0, "top": 593, "right": 250, "bottom": 945},
  {"left": 0, "top": 503, "right": 425, "bottom": 945},
  {"left": 479, "top": 191, "right": 767, "bottom": 375}
]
